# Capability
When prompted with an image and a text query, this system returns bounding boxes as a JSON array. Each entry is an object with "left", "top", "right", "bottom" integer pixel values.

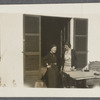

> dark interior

[{"left": 41, "top": 16, "right": 70, "bottom": 68}]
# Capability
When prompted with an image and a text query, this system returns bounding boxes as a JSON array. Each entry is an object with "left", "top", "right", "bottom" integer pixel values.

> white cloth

[{"left": 63, "top": 49, "right": 71, "bottom": 72}]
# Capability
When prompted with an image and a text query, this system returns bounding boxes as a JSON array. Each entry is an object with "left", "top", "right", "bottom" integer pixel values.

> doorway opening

[{"left": 41, "top": 16, "right": 71, "bottom": 69}]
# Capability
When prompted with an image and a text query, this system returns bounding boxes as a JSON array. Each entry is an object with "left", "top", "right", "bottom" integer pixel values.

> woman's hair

[
  {"left": 64, "top": 42, "right": 71, "bottom": 48},
  {"left": 49, "top": 44, "right": 57, "bottom": 50}
]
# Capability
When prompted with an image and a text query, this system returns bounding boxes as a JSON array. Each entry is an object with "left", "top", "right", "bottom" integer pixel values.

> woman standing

[
  {"left": 63, "top": 42, "right": 77, "bottom": 72},
  {"left": 43, "top": 45, "right": 60, "bottom": 88},
  {"left": 62, "top": 42, "right": 77, "bottom": 87}
]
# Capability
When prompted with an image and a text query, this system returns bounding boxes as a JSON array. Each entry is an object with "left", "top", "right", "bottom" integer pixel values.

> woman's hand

[
  {"left": 47, "top": 65, "right": 51, "bottom": 68},
  {"left": 70, "top": 66, "right": 76, "bottom": 71},
  {"left": 46, "top": 63, "right": 51, "bottom": 68},
  {"left": 72, "top": 66, "right": 75, "bottom": 70}
]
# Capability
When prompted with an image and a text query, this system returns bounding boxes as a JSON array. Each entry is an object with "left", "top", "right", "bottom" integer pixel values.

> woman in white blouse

[{"left": 63, "top": 42, "right": 77, "bottom": 72}]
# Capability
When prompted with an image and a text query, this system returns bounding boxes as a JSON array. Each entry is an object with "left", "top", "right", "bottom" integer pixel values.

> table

[{"left": 63, "top": 70, "right": 100, "bottom": 88}]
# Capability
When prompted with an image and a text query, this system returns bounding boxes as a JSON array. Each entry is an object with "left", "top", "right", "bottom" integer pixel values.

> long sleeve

[{"left": 42, "top": 53, "right": 57, "bottom": 67}]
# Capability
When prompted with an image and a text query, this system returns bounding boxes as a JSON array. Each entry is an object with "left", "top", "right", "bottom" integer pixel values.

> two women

[{"left": 42, "top": 42, "right": 77, "bottom": 88}]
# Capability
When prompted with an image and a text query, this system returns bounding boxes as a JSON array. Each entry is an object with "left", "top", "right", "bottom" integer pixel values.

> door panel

[
  {"left": 25, "top": 55, "right": 39, "bottom": 70},
  {"left": 25, "top": 36, "right": 39, "bottom": 52},
  {"left": 74, "top": 19, "right": 88, "bottom": 35},
  {"left": 77, "top": 53, "right": 87, "bottom": 68},
  {"left": 25, "top": 16, "right": 39, "bottom": 33},
  {"left": 75, "top": 37, "right": 87, "bottom": 51},
  {"left": 74, "top": 18, "right": 88, "bottom": 68},
  {"left": 23, "top": 15, "right": 41, "bottom": 87}
]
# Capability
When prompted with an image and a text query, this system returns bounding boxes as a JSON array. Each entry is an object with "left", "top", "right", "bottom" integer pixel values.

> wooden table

[{"left": 63, "top": 70, "right": 100, "bottom": 88}]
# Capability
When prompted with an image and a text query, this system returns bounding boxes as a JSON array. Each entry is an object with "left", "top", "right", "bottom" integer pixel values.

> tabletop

[{"left": 64, "top": 70, "right": 100, "bottom": 80}]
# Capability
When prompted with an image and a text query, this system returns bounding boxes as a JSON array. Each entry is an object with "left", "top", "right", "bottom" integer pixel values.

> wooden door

[
  {"left": 73, "top": 18, "right": 88, "bottom": 69},
  {"left": 60, "top": 19, "right": 70, "bottom": 67},
  {"left": 23, "top": 14, "right": 41, "bottom": 87}
]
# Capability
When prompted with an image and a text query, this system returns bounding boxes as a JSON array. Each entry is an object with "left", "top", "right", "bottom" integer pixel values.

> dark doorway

[{"left": 41, "top": 16, "right": 71, "bottom": 69}]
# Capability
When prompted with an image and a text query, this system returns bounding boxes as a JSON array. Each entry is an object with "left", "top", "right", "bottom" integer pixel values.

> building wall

[
  {"left": 0, "top": 3, "right": 100, "bottom": 87},
  {"left": 0, "top": 14, "right": 23, "bottom": 87},
  {"left": 0, "top": 3, "right": 100, "bottom": 62}
]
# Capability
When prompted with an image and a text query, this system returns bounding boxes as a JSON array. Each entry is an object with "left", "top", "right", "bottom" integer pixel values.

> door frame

[{"left": 23, "top": 14, "right": 88, "bottom": 85}]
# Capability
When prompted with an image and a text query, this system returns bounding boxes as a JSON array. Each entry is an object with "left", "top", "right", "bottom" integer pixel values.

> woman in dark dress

[{"left": 43, "top": 45, "right": 60, "bottom": 88}]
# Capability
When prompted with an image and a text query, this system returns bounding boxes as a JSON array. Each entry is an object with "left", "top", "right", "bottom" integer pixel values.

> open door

[
  {"left": 60, "top": 19, "right": 70, "bottom": 69},
  {"left": 73, "top": 18, "right": 88, "bottom": 69},
  {"left": 23, "top": 15, "right": 41, "bottom": 87}
]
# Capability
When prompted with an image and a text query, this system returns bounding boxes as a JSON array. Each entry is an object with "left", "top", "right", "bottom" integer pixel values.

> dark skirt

[
  {"left": 47, "top": 65, "right": 59, "bottom": 88},
  {"left": 42, "top": 65, "right": 62, "bottom": 88}
]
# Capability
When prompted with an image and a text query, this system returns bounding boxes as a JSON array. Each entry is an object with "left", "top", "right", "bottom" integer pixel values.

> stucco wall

[
  {"left": 0, "top": 13, "right": 23, "bottom": 87},
  {"left": 0, "top": 3, "right": 100, "bottom": 62}
]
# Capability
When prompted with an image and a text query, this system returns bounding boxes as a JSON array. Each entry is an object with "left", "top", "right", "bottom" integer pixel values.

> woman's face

[
  {"left": 64, "top": 44, "right": 69, "bottom": 50},
  {"left": 50, "top": 46, "right": 57, "bottom": 53}
]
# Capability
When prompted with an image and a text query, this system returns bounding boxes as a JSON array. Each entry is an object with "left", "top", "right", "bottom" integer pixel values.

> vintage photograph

[{"left": 0, "top": 2, "right": 100, "bottom": 97}]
